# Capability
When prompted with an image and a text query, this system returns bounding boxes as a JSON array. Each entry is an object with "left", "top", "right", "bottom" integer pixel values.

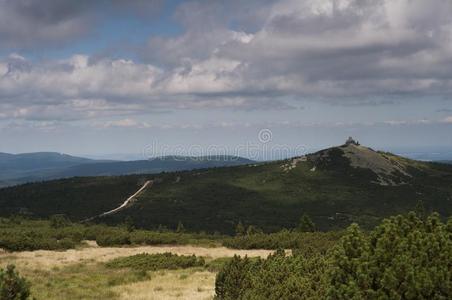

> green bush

[
  {"left": 215, "top": 213, "right": 452, "bottom": 300},
  {"left": 215, "top": 251, "right": 328, "bottom": 300},
  {"left": 105, "top": 253, "right": 205, "bottom": 270},
  {"left": 329, "top": 212, "right": 452, "bottom": 299},
  {"left": 95, "top": 230, "right": 131, "bottom": 247},
  {"left": 0, "top": 265, "right": 31, "bottom": 300},
  {"left": 223, "top": 229, "right": 342, "bottom": 251},
  {"left": 49, "top": 214, "right": 71, "bottom": 229}
]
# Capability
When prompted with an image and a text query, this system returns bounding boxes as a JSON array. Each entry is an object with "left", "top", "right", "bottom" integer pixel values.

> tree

[
  {"left": 124, "top": 216, "right": 135, "bottom": 232},
  {"left": 49, "top": 214, "right": 70, "bottom": 228},
  {"left": 176, "top": 221, "right": 185, "bottom": 233},
  {"left": 235, "top": 221, "right": 245, "bottom": 236},
  {"left": 0, "top": 265, "right": 31, "bottom": 300},
  {"left": 298, "top": 214, "right": 315, "bottom": 232},
  {"left": 414, "top": 199, "right": 426, "bottom": 220},
  {"left": 246, "top": 225, "right": 262, "bottom": 236}
]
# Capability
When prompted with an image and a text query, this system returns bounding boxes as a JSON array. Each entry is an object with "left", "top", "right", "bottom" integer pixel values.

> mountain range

[
  {"left": 0, "top": 152, "right": 254, "bottom": 187},
  {"left": 1, "top": 142, "right": 451, "bottom": 233}
]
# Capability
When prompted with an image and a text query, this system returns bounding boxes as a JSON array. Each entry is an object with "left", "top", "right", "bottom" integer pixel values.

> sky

[{"left": 1, "top": 0, "right": 452, "bottom": 160}]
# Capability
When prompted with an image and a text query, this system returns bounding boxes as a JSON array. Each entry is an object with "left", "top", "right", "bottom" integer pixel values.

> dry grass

[
  {"left": 0, "top": 242, "right": 273, "bottom": 270},
  {"left": 113, "top": 270, "right": 215, "bottom": 300},
  {"left": 0, "top": 243, "right": 274, "bottom": 300}
]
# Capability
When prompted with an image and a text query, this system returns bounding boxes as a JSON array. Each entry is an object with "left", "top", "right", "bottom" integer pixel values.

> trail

[{"left": 83, "top": 180, "right": 152, "bottom": 222}]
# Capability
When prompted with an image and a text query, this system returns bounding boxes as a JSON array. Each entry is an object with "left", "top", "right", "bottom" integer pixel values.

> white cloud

[{"left": 2, "top": 0, "right": 452, "bottom": 124}]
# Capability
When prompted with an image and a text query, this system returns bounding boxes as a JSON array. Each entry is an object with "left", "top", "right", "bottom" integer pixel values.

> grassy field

[{"left": 0, "top": 242, "right": 273, "bottom": 300}]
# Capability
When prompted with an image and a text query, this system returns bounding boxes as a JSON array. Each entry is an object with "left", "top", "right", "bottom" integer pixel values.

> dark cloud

[{"left": 0, "top": 0, "right": 163, "bottom": 49}]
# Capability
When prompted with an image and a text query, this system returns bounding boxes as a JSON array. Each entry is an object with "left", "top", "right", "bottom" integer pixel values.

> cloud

[
  {"left": 0, "top": 0, "right": 163, "bottom": 49},
  {"left": 2, "top": 0, "right": 452, "bottom": 124},
  {"left": 143, "top": 0, "right": 452, "bottom": 99}
]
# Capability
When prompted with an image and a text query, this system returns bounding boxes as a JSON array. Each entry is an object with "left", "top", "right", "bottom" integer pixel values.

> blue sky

[{"left": 1, "top": 0, "right": 452, "bottom": 159}]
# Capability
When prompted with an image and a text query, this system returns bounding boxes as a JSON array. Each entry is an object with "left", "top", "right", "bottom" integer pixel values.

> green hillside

[
  {"left": 0, "top": 175, "right": 151, "bottom": 220},
  {"left": 1, "top": 143, "right": 452, "bottom": 233}
]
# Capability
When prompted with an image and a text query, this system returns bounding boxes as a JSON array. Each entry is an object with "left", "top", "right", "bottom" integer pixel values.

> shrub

[
  {"left": 215, "top": 213, "right": 452, "bottom": 300},
  {"left": 95, "top": 230, "right": 130, "bottom": 247},
  {"left": 298, "top": 213, "right": 315, "bottom": 232},
  {"left": 223, "top": 229, "right": 342, "bottom": 251},
  {"left": 215, "top": 251, "right": 328, "bottom": 300},
  {"left": 105, "top": 253, "right": 205, "bottom": 270},
  {"left": 329, "top": 212, "right": 452, "bottom": 299},
  {"left": 49, "top": 214, "right": 71, "bottom": 229},
  {"left": 215, "top": 255, "right": 254, "bottom": 300},
  {"left": 0, "top": 265, "right": 31, "bottom": 300}
]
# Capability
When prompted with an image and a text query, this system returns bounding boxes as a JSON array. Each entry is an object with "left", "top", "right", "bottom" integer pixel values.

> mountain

[
  {"left": 0, "top": 153, "right": 253, "bottom": 187},
  {"left": 0, "top": 152, "right": 101, "bottom": 186},
  {"left": 0, "top": 143, "right": 451, "bottom": 233},
  {"left": 53, "top": 156, "right": 254, "bottom": 178}
]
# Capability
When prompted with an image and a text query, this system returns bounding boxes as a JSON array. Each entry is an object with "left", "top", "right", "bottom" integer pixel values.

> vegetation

[
  {"left": 329, "top": 212, "right": 452, "bottom": 299},
  {"left": 0, "top": 265, "right": 31, "bottom": 300},
  {"left": 2, "top": 145, "right": 451, "bottom": 233},
  {"left": 106, "top": 253, "right": 205, "bottom": 271},
  {"left": 215, "top": 213, "right": 452, "bottom": 299},
  {"left": 223, "top": 229, "right": 342, "bottom": 251},
  {"left": 25, "top": 263, "right": 151, "bottom": 299},
  {"left": 0, "top": 175, "right": 149, "bottom": 221},
  {"left": 0, "top": 218, "right": 223, "bottom": 251},
  {"left": 298, "top": 213, "right": 315, "bottom": 232}
]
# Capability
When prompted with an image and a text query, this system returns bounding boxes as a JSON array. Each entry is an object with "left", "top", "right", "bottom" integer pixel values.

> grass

[
  {"left": 0, "top": 240, "right": 276, "bottom": 299},
  {"left": 17, "top": 263, "right": 151, "bottom": 300}
]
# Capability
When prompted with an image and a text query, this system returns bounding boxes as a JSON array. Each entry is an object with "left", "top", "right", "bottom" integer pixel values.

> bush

[
  {"left": 223, "top": 229, "right": 342, "bottom": 251},
  {"left": 215, "top": 255, "right": 255, "bottom": 300},
  {"left": 105, "top": 253, "right": 205, "bottom": 270},
  {"left": 0, "top": 265, "right": 31, "bottom": 300},
  {"left": 95, "top": 230, "right": 130, "bottom": 247},
  {"left": 49, "top": 214, "right": 71, "bottom": 229},
  {"left": 329, "top": 212, "right": 452, "bottom": 299},
  {"left": 215, "top": 251, "right": 328, "bottom": 300},
  {"left": 215, "top": 213, "right": 452, "bottom": 300}
]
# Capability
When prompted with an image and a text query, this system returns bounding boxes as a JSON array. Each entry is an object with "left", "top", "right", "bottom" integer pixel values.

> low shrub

[
  {"left": 215, "top": 213, "right": 452, "bottom": 299},
  {"left": 223, "top": 229, "right": 342, "bottom": 252},
  {"left": 105, "top": 253, "right": 205, "bottom": 270},
  {"left": 0, "top": 265, "right": 31, "bottom": 300}
]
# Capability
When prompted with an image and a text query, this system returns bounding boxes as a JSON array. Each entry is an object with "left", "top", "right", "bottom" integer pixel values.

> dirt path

[{"left": 83, "top": 180, "right": 152, "bottom": 222}]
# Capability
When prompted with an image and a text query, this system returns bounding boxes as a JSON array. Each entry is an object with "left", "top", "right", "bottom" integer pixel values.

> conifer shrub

[
  {"left": 215, "top": 213, "right": 452, "bottom": 299},
  {"left": 0, "top": 265, "right": 31, "bottom": 300},
  {"left": 105, "top": 252, "right": 205, "bottom": 270},
  {"left": 329, "top": 212, "right": 452, "bottom": 299}
]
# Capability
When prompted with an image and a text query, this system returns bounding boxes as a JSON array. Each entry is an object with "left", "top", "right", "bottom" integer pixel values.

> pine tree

[
  {"left": 298, "top": 214, "right": 315, "bottom": 232},
  {"left": 176, "top": 221, "right": 185, "bottom": 233},
  {"left": 235, "top": 221, "right": 245, "bottom": 236},
  {"left": 0, "top": 265, "right": 31, "bottom": 300}
]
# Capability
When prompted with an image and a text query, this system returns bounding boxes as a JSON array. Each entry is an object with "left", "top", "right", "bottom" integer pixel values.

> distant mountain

[
  {"left": 0, "top": 152, "right": 102, "bottom": 186},
  {"left": 54, "top": 155, "right": 254, "bottom": 178},
  {"left": 0, "top": 152, "right": 254, "bottom": 187},
  {"left": 1, "top": 142, "right": 451, "bottom": 233}
]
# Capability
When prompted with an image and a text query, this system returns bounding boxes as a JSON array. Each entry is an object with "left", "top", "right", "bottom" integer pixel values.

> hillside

[{"left": 1, "top": 143, "right": 451, "bottom": 233}]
